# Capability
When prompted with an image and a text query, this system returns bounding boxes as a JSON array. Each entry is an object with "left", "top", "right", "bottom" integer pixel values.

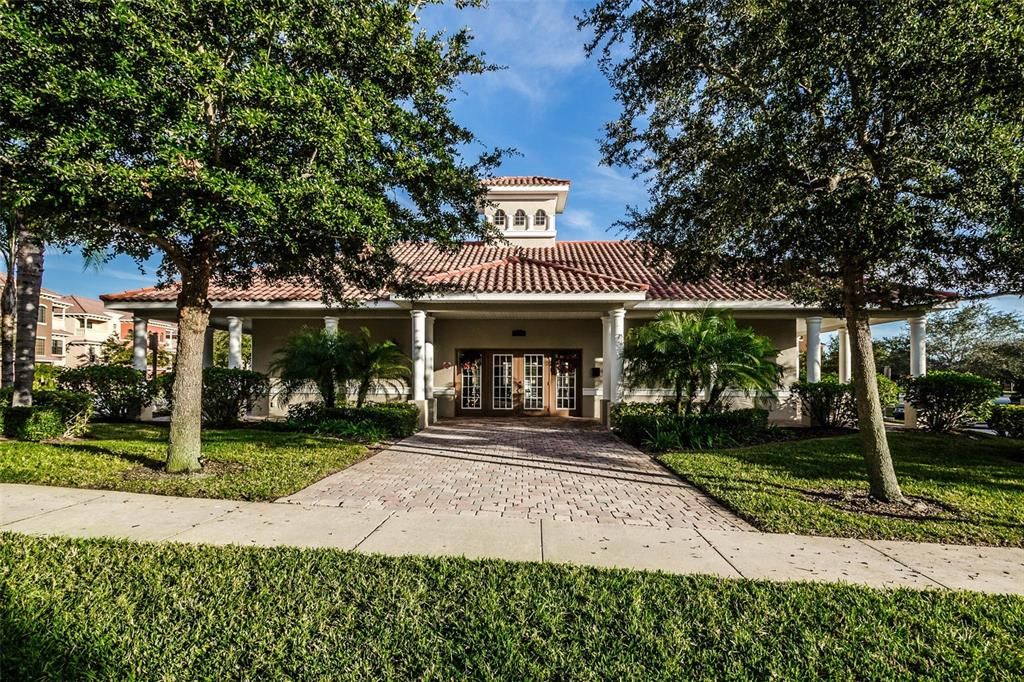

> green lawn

[
  {"left": 661, "top": 432, "right": 1024, "bottom": 546},
  {"left": 0, "top": 423, "right": 367, "bottom": 501},
  {"left": 2, "top": 534, "right": 1021, "bottom": 680}
]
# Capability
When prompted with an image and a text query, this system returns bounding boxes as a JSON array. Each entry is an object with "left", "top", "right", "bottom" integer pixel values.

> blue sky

[{"left": 37, "top": 0, "right": 1023, "bottom": 332}]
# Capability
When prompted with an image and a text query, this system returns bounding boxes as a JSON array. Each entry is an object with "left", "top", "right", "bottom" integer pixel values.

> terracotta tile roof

[
  {"left": 423, "top": 256, "right": 649, "bottom": 294},
  {"left": 101, "top": 241, "right": 786, "bottom": 304},
  {"left": 63, "top": 294, "right": 123, "bottom": 317},
  {"left": 482, "top": 176, "right": 571, "bottom": 187}
]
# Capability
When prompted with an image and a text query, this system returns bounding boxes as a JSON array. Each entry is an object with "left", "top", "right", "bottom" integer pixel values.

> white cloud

[
  {"left": 422, "top": 0, "right": 589, "bottom": 107},
  {"left": 572, "top": 158, "right": 649, "bottom": 208}
]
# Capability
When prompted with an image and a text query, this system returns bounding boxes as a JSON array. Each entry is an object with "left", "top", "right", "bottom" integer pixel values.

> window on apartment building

[
  {"left": 493, "top": 209, "right": 506, "bottom": 227},
  {"left": 534, "top": 210, "right": 547, "bottom": 227},
  {"left": 513, "top": 209, "right": 527, "bottom": 227},
  {"left": 35, "top": 336, "right": 46, "bottom": 356},
  {"left": 37, "top": 304, "right": 48, "bottom": 326},
  {"left": 51, "top": 339, "right": 64, "bottom": 356}
]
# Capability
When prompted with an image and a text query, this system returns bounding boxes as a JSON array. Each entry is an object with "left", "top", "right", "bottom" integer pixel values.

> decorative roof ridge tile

[
  {"left": 514, "top": 256, "right": 650, "bottom": 290},
  {"left": 422, "top": 257, "right": 517, "bottom": 284}
]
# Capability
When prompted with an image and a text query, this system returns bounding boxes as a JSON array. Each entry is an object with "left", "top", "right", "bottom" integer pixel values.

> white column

[
  {"left": 601, "top": 314, "right": 611, "bottom": 401},
  {"left": 805, "top": 316, "right": 823, "bottom": 383},
  {"left": 909, "top": 316, "right": 927, "bottom": 377},
  {"left": 227, "top": 316, "right": 243, "bottom": 369},
  {"left": 410, "top": 310, "right": 426, "bottom": 402},
  {"left": 202, "top": 326, "right": 215, "bottom": 368},
  {"left": 323, "top": 316, "right": 338, "bottom": 333},
  {"left": 609, "top": 308, "right": 626, "bottom": 403},
  {"left": 837, "top": 328, "right": 852, "bottom": 383},
  {"left": 132, "top": 317, "right": 149, "bottom": 372},
  {"left": 906, "top": 316, "right": 927, "bottom": 428},
  {"left": 424, "top": 315, "right": 434, "bottom": 400}
]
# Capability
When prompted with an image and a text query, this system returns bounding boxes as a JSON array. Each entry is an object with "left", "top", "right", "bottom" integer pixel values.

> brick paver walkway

[{"left": 280, "top": 418, "right": 753, "bottom": 531}]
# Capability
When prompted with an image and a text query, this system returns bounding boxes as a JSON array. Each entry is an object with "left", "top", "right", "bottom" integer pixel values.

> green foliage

[
  {"left": 610, "top": 402, "right": 770, "bottom": 451},
  {"left": 583, "top": 0, "right": 1023, "bottom": 495},
  {"left": 31, "top": 363, "right": 60, "bottom": 390},
  {"left": 212, "top": 330, "right": 252, "bottom": 369},
  {"left": 2, "top": 0, "right": 502, "bottom": 468},
  {"left": 159, "top": 368, "right": 269, "bottom": 427},
  {"left": 0, "top": 388, "right": 92, "bottom": 440},
  {"left": 201, "top": 368, "right": 269, "bottom": 427},
  {"left": 58, "top": 365, "right": 152, "bottom": 421},
  {"left": 661, "top": 432, "right": 1024, "bottom": 546},
  {"left": 271, "top": 328, "right": 352, "bottom": 408},
  {"left": 583, "top": 0, "right": 1021, "bottom": 310},
  {"left": 347, "top": 327, "right": 411, "bottom": 408},
  {"left": 272, "top": 327, "right": 410, "bottom": 408},
  {"left": 99, "top": 334, "right": 172, "bottom": 369},
  {"left": 874, "top": 374, "right": 901, "bottom": 410},
  {"left": 622, "top": 309, "right": 782, "bottom": 415},
  {"left": 2, "top": 406, "right": 64, "bottom": 441},
  {"left": 285, "top": 401, "right": 418, "bottom": 440},
  {"left": 793, "top": 375, "right": 901, "bottom": 427},
  {"left": 6, "top": 534, "right": 1022, "bottom": 680},
  {"left": 988, "top": 405, "right": 1024, "bottom": 440},
  {"left": 0, "top": 423, "right": 367, "bottom": 501},
  {"left": 2, "top": 0, "right": 502, "bottom": 300},
  {"left": 902, "top": 371, "right": 1002, "bottom": 433}
]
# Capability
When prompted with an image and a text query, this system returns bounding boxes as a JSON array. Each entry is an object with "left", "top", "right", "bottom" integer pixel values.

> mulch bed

[{"left": 804, "top": 487, "right": 961, "bottom": 521}]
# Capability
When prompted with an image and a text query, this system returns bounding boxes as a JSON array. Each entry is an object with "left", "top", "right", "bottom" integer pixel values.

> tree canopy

[
  {"left": 582, "top": 0, "right": 1024, "bottom": 502},
  {"left": 1, "top": 0, "right": 501, "bottom": 470}
]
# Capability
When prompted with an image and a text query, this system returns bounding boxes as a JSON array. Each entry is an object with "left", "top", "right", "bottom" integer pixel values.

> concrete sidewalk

[{"left": 3, "top": 483, "right": 1022, "bottom": 595}]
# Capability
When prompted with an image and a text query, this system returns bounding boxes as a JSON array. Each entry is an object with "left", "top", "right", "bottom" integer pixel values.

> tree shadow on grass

[
  {"left": 49, "top": 442, "right": 166, "bottom": 471},
  {"left": 1, "top": 609, "right": 122, "bottom": 680}
]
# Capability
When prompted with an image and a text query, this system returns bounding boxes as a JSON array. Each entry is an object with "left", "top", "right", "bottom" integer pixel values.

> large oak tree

[
  {"left": 583, "top": 0, "right": 1023, "bottom": 501},
  {"left": 3, "top": 0, "right": 501, "bottom": 471}
]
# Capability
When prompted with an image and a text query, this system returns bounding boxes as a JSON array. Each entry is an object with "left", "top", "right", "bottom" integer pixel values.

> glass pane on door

[
  {"left": 492, "top": 353, "right": 513, "bottom": 410},
  {"left": 460, "top": 352, "right": 481, "bottom": 409},
  {"left": 523, "top": 353, "right": 545, "bottom": 410},
  {"left": 555, "top": 365, "right": 576, "bottom": 410}
]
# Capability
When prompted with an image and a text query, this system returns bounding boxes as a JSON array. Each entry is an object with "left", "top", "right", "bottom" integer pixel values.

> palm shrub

[
  {"left": 901, "top": 371, "right": 1001, "bottom": 433},
  {"left": 622, "top": 309, "right": 782, "bottom": 415},
  {"left": 347, "top": 327, "right": 410, "bottom": 407},
  {"left": 271, "top": 326, "right": 412, "bottom": 408},
  {"left": 270, "top": 328, "right": 352, "bottom": 408}
]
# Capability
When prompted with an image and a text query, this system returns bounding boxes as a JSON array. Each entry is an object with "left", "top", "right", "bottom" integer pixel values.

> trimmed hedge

[
  {"left": 286, "top": 402, "right": 419, "bottom": 439},
  {"left": 0, "top": 388, "right": 93, "bottom": 441},
  {"left": 157, "top": 368, "right": 270, "bottom": 426},
  {"left": 58, "top": 365, "right": 152, "bottom": 420},
  {"left": 989, "top": 404, "right": 1024, "bottom": 439},
  {"left": 2, "top": 406, "right": 65, "bottom": 441},
  {"left": 610, "top": 402, "right": 769, "bottom": 451},
  {"left": 792, "top": 374, "right": 900, "bottom": 427},
  {"left": 902, "top": 371, "right": 1001, "bottom": 433}
]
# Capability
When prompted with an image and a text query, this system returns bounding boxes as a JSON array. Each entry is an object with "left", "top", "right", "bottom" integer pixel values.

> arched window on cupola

[
  {"left": 513, "top": 209, "right": 528, "bottom": 227},
  {"left": 534, "top": 210, "right": 547, "bottom": 228},
  {"left": 493, "top": 209, "right": 507, "bottom": 227}
]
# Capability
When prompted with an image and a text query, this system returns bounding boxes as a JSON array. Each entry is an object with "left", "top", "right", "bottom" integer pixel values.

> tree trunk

[
  {"left": 1, "top": 245, "right": 16, "bottom": 388},
  {"left": 320, "top": 378, "right": 336, "bottom": 408},
  {"left": 845, "top": 308, "right": 906, "bottom": 503},
  {"left": 12, "top": 231, "right": 43, "bottom": 407},
  {"left": 166, "top": 271, "right": 211, "bottom": 473}
]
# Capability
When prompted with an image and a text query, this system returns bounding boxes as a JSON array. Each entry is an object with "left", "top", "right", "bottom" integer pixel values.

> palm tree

[
  {"left": 622, "top": 309, "right": 782, "bottom": 415},
  {"left": 348, "top": 327, "right": 410, "bottom": 407},
  {"left": 270, "top": 327, "right": 351, "bottom": 408}
]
